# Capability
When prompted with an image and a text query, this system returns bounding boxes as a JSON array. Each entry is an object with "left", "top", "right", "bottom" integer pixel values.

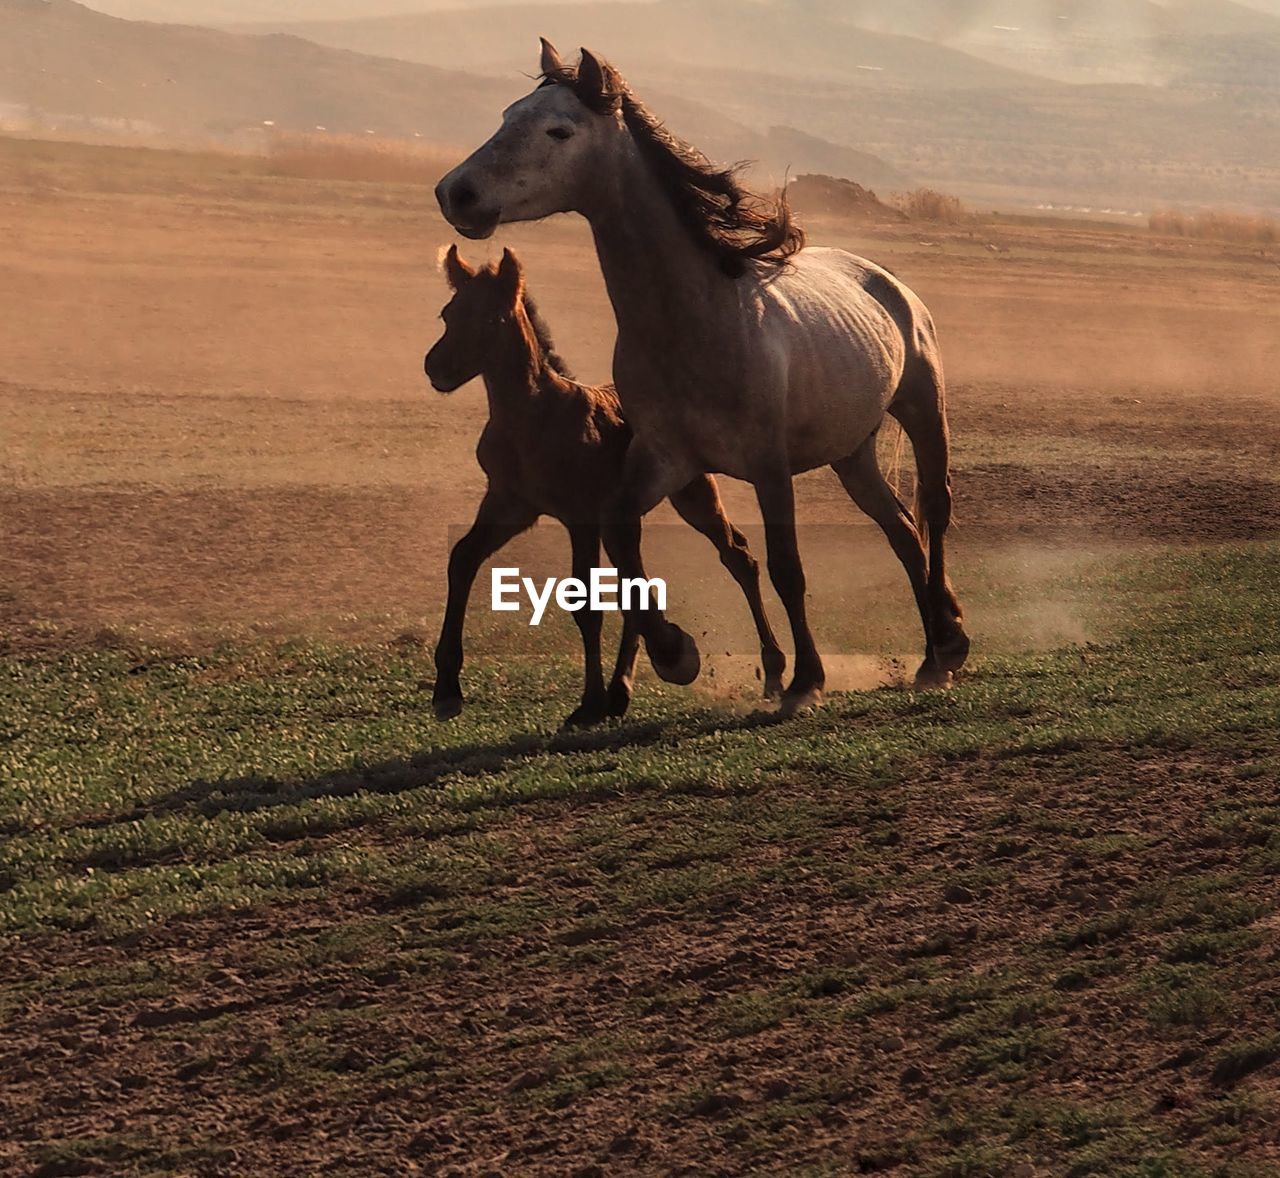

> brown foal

[{"left": 424, "top": 245, "right": 785, "bottom": 728}]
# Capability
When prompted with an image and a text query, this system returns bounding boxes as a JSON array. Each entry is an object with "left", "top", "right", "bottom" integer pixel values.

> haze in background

[
  {"left": 82, "top": 0, "right": 632, "bottom": 20},
  {"left": 13, "top": 0, "right": 1280, "bottom": 214}
]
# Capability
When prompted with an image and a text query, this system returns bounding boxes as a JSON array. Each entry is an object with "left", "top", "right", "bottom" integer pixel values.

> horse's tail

[
  {"left": 914, "top": 470, "right": 929, "bottom": 552},
  {"left": 880, "top": 418, "right": 926, "bottom": 544}
]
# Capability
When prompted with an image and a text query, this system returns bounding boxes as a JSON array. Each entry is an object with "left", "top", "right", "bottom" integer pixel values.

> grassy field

[
  {"left": 3, "top": 133, "right": 1280, "bottom": 1176},
  {"left": 3, "top": 545, "right": 1279, "bottom": 1175}
]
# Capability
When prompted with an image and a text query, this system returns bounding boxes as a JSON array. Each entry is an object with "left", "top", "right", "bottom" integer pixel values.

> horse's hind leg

[
  {"left": 669, "top": 475, "right": 787, "bottom": 700},
  {"left": 889, "top": 359, "right": 970, "bottom": 679},
  {"left": 753, "top": 466, "right": 825, "bottom": 715},
  {"left": 830, "top": 437, "right": 936, "bottom": 684}
]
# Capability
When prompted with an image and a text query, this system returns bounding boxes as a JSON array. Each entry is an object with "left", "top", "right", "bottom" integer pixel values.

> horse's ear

[
  {"left": 497, "top": 248, "right": 524, "bottom": 304},
  {"left": 442, "top": 243, "right": 475, "bottom": 289},
  {"left": 578, "top": 48, "right": 618, "bottom": 112},
  {"left": 539, "top": 37, "right": 564, "bottom": 77}
]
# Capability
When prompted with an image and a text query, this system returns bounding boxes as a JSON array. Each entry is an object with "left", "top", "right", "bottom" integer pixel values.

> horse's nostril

[{"left": 451, "top": 181, "right": 479, "bottom": 211}]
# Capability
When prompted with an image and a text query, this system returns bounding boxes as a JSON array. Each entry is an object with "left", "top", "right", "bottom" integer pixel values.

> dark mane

[
  {"left": 520, "top": 288, "right": 575, "bottom": 379},
  {"left": 540, "top": 60, "right": 805, "bottom": 279}
]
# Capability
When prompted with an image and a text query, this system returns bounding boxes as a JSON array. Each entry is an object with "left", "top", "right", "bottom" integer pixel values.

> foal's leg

[
  {"left": 830, "top": 435, "right": 940, "bottom": 686},
  {"left": 753, "top": 465, "right": 824, "bottom": 715},
  {"left": 669, "top": 475, "right": 787, "bottom": 700},
  {"left": 433, "top": 490, "right": 538, "bottom": 720},
  {"left": 562, "top": 523, "right": 610, "bottom": 729},
  {"left": 601, "top": 441, "right": 701, "bottom": 685},
  {"left": 605, "top": 615, "right": 642, "bottom": 719},
  {"left": 889, "top": 359, "right": 969, "bottom": 675}
]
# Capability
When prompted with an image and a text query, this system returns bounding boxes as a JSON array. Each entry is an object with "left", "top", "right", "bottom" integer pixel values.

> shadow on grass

[{"left": 80, "top": 707, "right": 790, "bottom": 830}]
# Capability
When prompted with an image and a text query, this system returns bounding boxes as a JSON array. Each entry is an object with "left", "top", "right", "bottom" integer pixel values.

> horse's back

[
  {"left": 768, "top": 247, "right": 936, "bottom": 354},
  {"left": 753, "top": 247, "right": 936, "bottom": 469}
]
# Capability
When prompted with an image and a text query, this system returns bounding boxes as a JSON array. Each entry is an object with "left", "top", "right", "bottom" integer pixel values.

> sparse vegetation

[
  {"left": 1149, "top": 208, "right": 1279, "bottom": 244},
  {"left": 262, "top": 131, "right": 459, "bottom": 185},
  {"left": 892, "top": 187, "right": 970, "bottom": 223}
]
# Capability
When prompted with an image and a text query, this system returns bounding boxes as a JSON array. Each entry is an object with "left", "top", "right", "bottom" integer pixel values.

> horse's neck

[
  {"left": 480, "top": 311, "right": 554, "bottom": 426},
  {"left": 587, "top": 145, "right": 732, "bottom": 352}
]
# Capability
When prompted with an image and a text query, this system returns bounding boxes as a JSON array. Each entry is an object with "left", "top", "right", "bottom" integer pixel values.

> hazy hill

[
  {"left": 78, "top": 0, "right": 619, "bottom": 22},
  {"left": 0, "top": 0, "right": 517, "bottom": 140},
  {"left": 0, "top": 0, "right": 910, "bottom": 190},
  {"left": 242, "top": 0, "right": 1052, "bottom": 90},
  {"left": 782, "top": 0, "right": 1280, "bottom": 42}
]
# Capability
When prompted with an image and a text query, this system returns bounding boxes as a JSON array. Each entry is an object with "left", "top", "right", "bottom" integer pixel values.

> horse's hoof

[
  {"left": 763, "top": 675, "right": 785, "bottom": 702},
  {"left": 780, "top": 686, "right": 824, "bottom": 717},
  {"left": 606, "top": 680, "right": 633, "bottom": 719},
  {"left": 914, "top": 663, "right": 954, "bottom": 690},
  {"left": 934, "top": 626, "right": 970, "bottom": 674},
  {"left": 651, "top": 627, "right": 701, "bottom": 686},
  {"left": 562, "top": 703, "right": 607, "bottom": 730},
  {"left": 433, "top": 694, "right": 463, "bottom": 721}
]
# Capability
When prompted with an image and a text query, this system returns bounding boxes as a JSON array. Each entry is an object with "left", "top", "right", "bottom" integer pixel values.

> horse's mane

[
  {"left": 540, "top": 59, "right": 805, "bottom": 279},
  {"left": 519, "top": 287, "right": 575, "bottom": 380}
]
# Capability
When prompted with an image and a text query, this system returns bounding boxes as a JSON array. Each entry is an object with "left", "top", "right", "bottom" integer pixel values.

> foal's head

[{"left": 424, "top": 245, "right": 529, "bottom": 393}]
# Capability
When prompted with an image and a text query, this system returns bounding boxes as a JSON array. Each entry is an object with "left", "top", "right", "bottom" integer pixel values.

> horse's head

[
  {"left": 425, "top": 245, "right": 524, "bottom": 393},
  {"left": 436, "top": 40, "right": 623, "bottom": 238}
]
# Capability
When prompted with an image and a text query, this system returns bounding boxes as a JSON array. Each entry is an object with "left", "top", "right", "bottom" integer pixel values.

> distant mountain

[
  {"left": 79, "top": 0, "right": 613, "bottom": 23},
  {"left": 0, "top": 0, "right": 518, "bottom": 140},
  {"left": 780, "top": 0, "right": 1280, "bottom": 41},
  {"left": 242, "top": 0, "right": 1052, "bottom": 90},
  {"left": 776, "top": 0, "right": 1280, "bottom": 85},
  {"left": 0, "top": 0, "right": 908, "bottom": 190}
]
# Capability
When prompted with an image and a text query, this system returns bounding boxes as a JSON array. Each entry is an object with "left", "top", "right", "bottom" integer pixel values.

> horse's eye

[{"left": 546, "top": 126, "right": 573, "bottom": 141}]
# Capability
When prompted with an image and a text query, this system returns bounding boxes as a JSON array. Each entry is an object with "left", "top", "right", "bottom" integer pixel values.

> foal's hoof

[
  {"left": 651, "top": 627, "right": 701, "bottom": 686},
  {"left": 934, "top": 625, "right": 971, "bottom": 674},
  {"left": 606, "top": 680, "right": 633, "bottom": 719},
  {"left": 780, "top": 686, "right": 824, "bottom": 717},
  {"left": 433, "top": 694, "right": 463, "bottom": 721},
  {"left": 562, "top": 702, "right": 608, "bottom": 730},
  {"left": 763, "top": 675, "right": 785, "bottom": 702}
]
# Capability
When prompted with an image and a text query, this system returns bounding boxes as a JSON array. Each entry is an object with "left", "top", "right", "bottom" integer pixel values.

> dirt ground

[
  {"left": 4, "top": 138, "right": 1280, "bottom": 1177},
  {"left": 3, "top": 138, "right": 1280, "bottom": 652}
]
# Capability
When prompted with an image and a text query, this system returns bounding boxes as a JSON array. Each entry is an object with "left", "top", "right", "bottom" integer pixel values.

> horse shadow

[{"left": 90, "top": 707, "right": 791, "bottom": 831}]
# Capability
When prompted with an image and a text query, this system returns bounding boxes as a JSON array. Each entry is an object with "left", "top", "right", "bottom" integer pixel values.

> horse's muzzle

[{"left": 436, "top": 176, "right": 500, "bottom": 239}]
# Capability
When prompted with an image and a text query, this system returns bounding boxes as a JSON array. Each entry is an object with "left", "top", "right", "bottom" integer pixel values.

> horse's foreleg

[
  {"left": 669, "top": 475, "right": 786, "bottom": 700},
  {"left": 562, "top": 523, "right": 609, "bottom": 729},
  {"left": 830, "top": 437, "right": 940, "bottom": 687},
  {"left": 433, "top": 490, "right": 538, "bottom": 720},
  {"left": 752, "top": 467, "right": 824, "bottom": 715},
  {"left": 601, "top": 443, "right": 701, "bottom": 685}
]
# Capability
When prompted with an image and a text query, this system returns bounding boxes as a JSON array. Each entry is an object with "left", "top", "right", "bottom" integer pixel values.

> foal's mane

[
  {"left": 519, "top": 287, "right": 575, "bottom": 380},
  {"left": 540, "top": 58, "right": 805, "bottom": 279}
]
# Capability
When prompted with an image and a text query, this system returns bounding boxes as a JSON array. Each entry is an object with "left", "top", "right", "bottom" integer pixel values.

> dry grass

[
  {"left": 262, "top": 131, "right": 460, "bottom": 186},
  {"left": 891, "top": 187, "right": 969, "bottom": 223},
  {"left": 1149, "top": 208, "right": 1279, "bottom": 244}
]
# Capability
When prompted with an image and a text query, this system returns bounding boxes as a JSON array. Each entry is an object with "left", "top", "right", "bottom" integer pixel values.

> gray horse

[{"left": 436, "top": 41, "right": 969, "bottom": 713}]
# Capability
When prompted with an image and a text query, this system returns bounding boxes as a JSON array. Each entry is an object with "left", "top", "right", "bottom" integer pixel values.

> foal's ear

[
  {"left": 578, "top": 48, "right": 619, "bottom": 112},
  {"left": 442, "top": 243, "right": 475, "bottom": 289},
  {"left": 497, "top": 248, "right": 524, "bottom": 304},
  {"left": 539, "top": 37, "right": 564, "bottom": 77}
]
